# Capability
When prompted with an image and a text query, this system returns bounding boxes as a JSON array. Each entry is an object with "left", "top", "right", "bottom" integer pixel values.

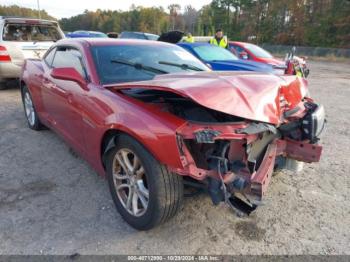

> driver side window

[
  {"left": 51, "top": 46, "right": 87, "bottom": 79},
  {"left": 231, "top": 45, "right": 250, "bottom": 59}
]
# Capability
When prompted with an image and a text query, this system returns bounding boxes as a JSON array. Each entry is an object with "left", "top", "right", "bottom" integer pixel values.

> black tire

[
  {"left": 21, "top": 85, "right": 43, "bottom": 130},
  {"left": 106, "top": 134, "right": 183, "bottom": 230}
]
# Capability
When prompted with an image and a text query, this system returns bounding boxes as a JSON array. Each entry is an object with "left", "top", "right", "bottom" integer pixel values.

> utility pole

[{"left": 37, "top": 0, "right": 41, "bottom": 19}]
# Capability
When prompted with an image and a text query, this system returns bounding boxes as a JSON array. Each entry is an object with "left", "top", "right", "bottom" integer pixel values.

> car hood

[
  {"left": 107, "top": 71, "right": 308, "bottom": 125},
  {"left": 209, "top": 59, "right": 274, "bottom": 72}
]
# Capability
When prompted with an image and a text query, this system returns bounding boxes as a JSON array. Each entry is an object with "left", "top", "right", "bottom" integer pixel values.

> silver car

[{"left": 0, "top": 16, "right": 65, "bottom": 89}]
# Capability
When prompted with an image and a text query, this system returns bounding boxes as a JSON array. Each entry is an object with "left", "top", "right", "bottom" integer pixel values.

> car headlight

[{"left": 302, "top": 104, "right": 326, "bottom": 143}]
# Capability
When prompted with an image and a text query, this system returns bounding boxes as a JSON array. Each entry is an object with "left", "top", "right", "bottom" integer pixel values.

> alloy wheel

[
  {"left": 24, "top": 91, "right": 35, "bottom": 126},
  {"left": 112, "top": 148, "right": 149, "bottom": 217}
]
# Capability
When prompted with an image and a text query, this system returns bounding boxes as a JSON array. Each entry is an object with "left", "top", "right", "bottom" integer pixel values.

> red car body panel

[
  {"left": 20, "top": 38, "right": 324, "bottom": 206},
  {"left": 254, "top": 56, "right": 284, "bottom": 66},
  {"left": 229, "top": 41, "right": 285, "bottom": 67}
]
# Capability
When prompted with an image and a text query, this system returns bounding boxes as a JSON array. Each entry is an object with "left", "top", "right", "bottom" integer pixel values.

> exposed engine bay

[{"left": 121, "top": 88, "right": 244, "bottom": 123}]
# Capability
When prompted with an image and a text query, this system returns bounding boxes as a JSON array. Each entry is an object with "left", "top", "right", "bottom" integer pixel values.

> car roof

[
  {"left": 69, "top": 31, "right": 106, "bottom": 37},
  {"left": 144, "top": 32, "right": 159, "bottom": 36},
  {"left": 120, "top": 31, "right": 144, "bottom": 35},
  {"left": 89, "top": 31, "right": 106, "bottom": 34},
  {"left": 178, "top": 42, "right": 211, "bottom": 47},
  {"left": 0, "top": 16, "right": 57, "bottom": 24},
  {"left": 120, "top": 31, "right": 158, "bottom": 36},
  {"left": 74, "top": 30, "right": 105, "bottom": 34},
  {"left": 56, "top": 38, "right": 175, "bottom": 47},
  {"left": 229, "top": 41, "right": 257, "bottom": 47}
]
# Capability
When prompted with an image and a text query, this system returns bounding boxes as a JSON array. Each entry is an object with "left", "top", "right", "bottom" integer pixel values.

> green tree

[{"left": 0, "top": 4, "right": 55, "bottom": 20}]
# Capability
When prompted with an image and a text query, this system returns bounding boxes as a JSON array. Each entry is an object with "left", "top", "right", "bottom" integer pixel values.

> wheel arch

[
  {"left": 100, "top": 129, "right": 121, "bottom": 169},
  {"left": 100, "top": 128, "right": 161, "bottom": 171}
]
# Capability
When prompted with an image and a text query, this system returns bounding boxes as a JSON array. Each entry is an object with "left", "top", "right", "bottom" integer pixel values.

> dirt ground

[{"left": 0, "top": 60, "right": 349, "bottom": 255}]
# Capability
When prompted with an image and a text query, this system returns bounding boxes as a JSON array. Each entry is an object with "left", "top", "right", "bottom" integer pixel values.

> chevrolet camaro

[{"left": 20, "top": 38, "right": 325, "bottom": 230}]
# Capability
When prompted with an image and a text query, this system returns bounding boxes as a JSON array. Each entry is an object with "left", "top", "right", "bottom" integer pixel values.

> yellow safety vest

[
  {"left": 210, "top": 37, "right": 227, "bottom": 48},
  {"left": 184, "top": 36, "right": 195, "bottom": 43}
]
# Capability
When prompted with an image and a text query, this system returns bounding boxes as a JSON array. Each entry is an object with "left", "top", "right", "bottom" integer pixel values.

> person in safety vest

[
  {"left": 209, "top": 28, "right": 228, "bottom": 48},
  {"left": 183, "top": 32, "right": 195, "bottom": 43}
]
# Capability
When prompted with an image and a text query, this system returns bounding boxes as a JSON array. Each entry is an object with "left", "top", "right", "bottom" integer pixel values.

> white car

[{"left": 0, "top": 16, "right": 65, "bottom": 89}]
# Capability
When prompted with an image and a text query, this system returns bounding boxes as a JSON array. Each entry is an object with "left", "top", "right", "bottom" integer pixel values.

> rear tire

[
  {"left": 21, "top": 85, "right": 43, "bottom": 130},
  {"left": 106, "top": 134, "right": 183, "bottom": 230}
]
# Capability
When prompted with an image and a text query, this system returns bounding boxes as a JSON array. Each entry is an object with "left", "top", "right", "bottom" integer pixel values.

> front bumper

[
  {"left": 172, "top": 101, "right": 325, "bottom": 208},
  {"left": 242, "top": 138, "right": 322, "bottom": 202}
]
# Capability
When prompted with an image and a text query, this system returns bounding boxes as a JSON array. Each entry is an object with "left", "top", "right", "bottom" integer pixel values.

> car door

[{"left": 42, "top": 45, "right": 88, "bottom": 155}]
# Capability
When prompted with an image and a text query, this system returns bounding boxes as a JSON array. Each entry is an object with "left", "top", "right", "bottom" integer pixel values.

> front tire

[
  {"left": 106, "top": 134, "right": 183, "bottom": 230},
  {"left": 21, "top": 85, "right": 43, "bottom": 130}
]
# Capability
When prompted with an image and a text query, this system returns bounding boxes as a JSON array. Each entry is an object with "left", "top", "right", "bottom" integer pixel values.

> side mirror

[
  {"left": 240, "top": 51, "right": 248, "bottom": 60},
  {"left": 50, "top": 67, "right": 87, "bottom": 90}
]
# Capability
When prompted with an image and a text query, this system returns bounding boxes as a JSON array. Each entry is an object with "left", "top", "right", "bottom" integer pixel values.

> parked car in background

[
  {"left": 0, "top": 16, "right": 64, "bottom": 89},
  {"left": 66, "top": 30, "right": 108, "bottom": 38},
  {"left": 178, "top": 42, "right": 276, "bottom": 73},
  {"left": 20, "top": 38, "right": 324, "bottom": 230},
  {"left": 229, "top": 41, "right": 285, "bottom": 67},
  {"left": 107, "top": 32, "right": 119, "bottom": 38},
  {"left": 119, "top": 31, "right": 159, "bottom": 41},
  {"left": 158, "top": 30, "right": 183, "bottom": 43}
]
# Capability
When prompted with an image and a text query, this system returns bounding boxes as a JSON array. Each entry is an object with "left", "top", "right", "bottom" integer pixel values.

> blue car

[
  {"left": 177, "top": 42, "right": 275, "bottom": 73},
  {"left": 66, "top": 30, "right": 108, "bottom": 38}
]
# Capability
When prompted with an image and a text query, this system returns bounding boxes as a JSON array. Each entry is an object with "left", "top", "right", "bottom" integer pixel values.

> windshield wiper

[
  {"left": 111, "top": 59, "right": 168, "bottom": 74},
  {"left": 158, "top": 61, "right": 204, "bottom": 71}
]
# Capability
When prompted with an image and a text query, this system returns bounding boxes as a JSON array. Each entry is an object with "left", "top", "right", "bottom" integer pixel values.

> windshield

[
  {"left": 244, "top": 43, "right": 273, "bottom": 58},
  {"left": 94, "top": 33, "right": 108, "bottom": 38},
  {"left": 2, "top": 23, "right": 62, "bottom": 42},
  {"left": 193, "top": 45, "right": 238, "bottom": 61},
  {"left": 91, "top": 44, "right": 209, "bottom": 84}
]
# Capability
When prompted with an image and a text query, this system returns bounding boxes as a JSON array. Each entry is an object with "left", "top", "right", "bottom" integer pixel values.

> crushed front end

[
  {"left": 172, "top": 99, "right": 325, "bottom": 216},
  {"left": 113, "top": 72, "right": 326, "bottom": 216}
]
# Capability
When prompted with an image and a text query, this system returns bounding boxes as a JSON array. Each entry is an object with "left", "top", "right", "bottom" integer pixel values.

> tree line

[
  {"left": 0, "top": 5, "right": 55, "bottom": 20},
  {"left": 1, "top": 1, "right": 349, "bottom": 48}
]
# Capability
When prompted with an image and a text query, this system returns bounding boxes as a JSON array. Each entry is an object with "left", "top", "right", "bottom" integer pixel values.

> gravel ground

[{"left": 0, "top": 60, "right": 349, "bottom": 255}]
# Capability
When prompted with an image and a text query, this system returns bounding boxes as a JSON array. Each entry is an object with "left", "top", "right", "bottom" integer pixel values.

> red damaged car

[
  {"left": 20, "top": 39, "right": 325, "bottom": 230},
  {"left": 229, "top": 41, "right": 285, "bottom": 67}
]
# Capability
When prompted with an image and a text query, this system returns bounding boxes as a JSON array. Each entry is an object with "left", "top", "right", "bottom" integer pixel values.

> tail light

[{"left": 0, "top": 46, "right": 11, "bottom": 62}]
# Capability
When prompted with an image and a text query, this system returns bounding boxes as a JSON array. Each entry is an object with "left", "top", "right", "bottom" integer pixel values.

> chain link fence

[{"left": 261, "top": 44, "right": 350, "bottom": 58}]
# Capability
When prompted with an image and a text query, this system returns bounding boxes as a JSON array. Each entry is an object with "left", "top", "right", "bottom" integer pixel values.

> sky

[{"left": 2, "top": 0, "right": 212, "bottom": 19}]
